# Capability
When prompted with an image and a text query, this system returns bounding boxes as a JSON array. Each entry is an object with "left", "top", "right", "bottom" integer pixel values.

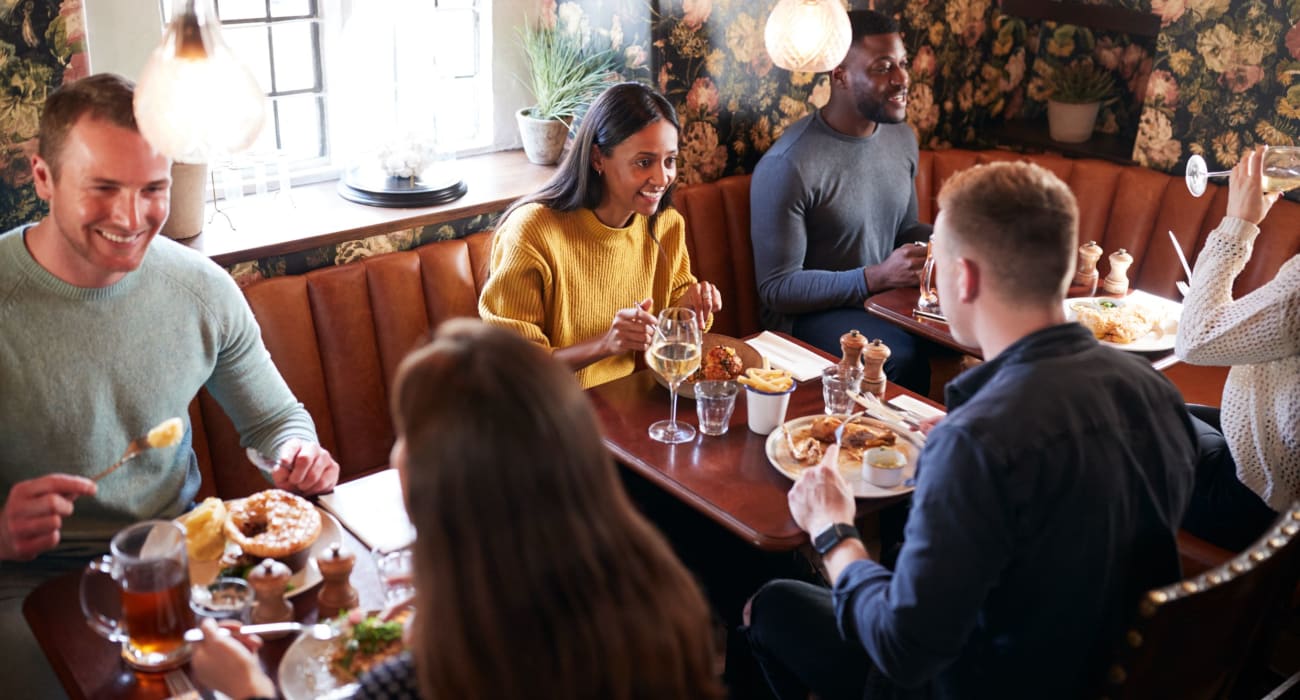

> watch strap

[{"left": 813, "top": 522, "right": 860, "bottom": 556}]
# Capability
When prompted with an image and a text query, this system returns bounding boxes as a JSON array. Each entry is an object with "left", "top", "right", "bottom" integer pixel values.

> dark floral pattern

[{"left": 0, "top": 0, "right": 86, "bottom": 232}]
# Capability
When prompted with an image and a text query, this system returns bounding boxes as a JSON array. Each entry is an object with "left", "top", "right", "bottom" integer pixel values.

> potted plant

[
  {"left": 1045, "top": 60, "right": 1116, "bottom": 144},
  {"left": 516, "top": 22, "right": 618, "bottom": 165}
]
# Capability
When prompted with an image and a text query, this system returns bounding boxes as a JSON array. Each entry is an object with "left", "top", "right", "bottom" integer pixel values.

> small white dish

[{"left": 863, "top": 446, "right": 908, "bottom": 488}]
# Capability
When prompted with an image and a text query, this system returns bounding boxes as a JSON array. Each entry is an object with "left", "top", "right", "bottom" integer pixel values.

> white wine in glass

[
  {"left": 1185, "top": 146, "right": 1300, "bottom": 197},
  {"left": 646, "top": 307, "right": 702, "bottom": 444}
]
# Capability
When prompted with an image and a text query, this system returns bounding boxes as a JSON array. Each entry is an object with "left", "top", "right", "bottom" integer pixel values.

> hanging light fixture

[
  {"left": 764, "top": 0, "right": 852, "bottom": 73},
  {"left": 134, "top": 0, "right": 267, "bottom": 164}
]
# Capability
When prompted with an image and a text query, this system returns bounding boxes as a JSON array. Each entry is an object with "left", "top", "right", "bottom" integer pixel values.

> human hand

[
  {"left": 602, "top": 298, "right": 657, "bottom": 355},
  {"left": 787, "top": 445, "right": 856, "bottom": 537},
  {"left": 918, "top": 415, "right": 943, "bottom": 435},
  {"left": 271, "top": 438, "right": 339, "bottom": 495},
  {"left": 676, "top": 281, "right": 723, "bottom": 330},
  {"left": 191, "top": 618, "right": 276, "bottom": 700},
  {"left": 864, "top": 242, "right": 928, "bottom": 292},
  {"left": 0, "top": 474, "right": 96, "bottom": 561},
  {"left": 1227, "top": 145, "right": 1280, "bottom": 225}
]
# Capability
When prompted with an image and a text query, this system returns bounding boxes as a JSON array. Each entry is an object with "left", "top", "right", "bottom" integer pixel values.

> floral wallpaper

[{"left": 0, "top": 0, "right": 86, "bottom": 232}]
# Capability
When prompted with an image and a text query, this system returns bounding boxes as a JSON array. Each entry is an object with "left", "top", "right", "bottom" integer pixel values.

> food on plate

[
  {"left": 690, "top": 344, "right": 745, "bottom": 382},
  {"left": 787, "top": 416, "right": 898, "bottom": 466},
  {"left": 223, "top": 488, "right": 322, "bottom": 560},
  {"left": 177, "top": 496, "right": 229, "bottom": 561},
  {"left": 738, "top": 367, "right": 794, "bottom": 393},
  {"left": 330, "top": 609, "right": 412, "bottom": 682},
  {"left": 1070, "top": 300, "right": 1166, "bottom": 344},
  {"left": 146, "top": 416, "right": 184, "bottom": 448}
]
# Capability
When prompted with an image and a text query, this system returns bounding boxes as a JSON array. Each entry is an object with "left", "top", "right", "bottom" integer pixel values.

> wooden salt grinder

[
  {"left": 316, "top": 543, "right": 359, "bottom": 619},
  {"left": 1072, "top": 240, "right": 1102, "bottom": 293},
  {"left": 861, "top": 339, "right": 891, "bottom": 398},
  {"left": 1102, "top": 248, "right": 1134, "bottom": 296},
  {"left": 247, "top": 558, "right": 294, "bottom": 631},
  {"left": 839, "top": 329, "right": 866, "bottom": 372}
]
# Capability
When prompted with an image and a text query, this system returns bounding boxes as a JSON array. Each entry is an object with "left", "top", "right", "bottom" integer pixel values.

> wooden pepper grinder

[
  {"left": 1072, "top": 240, "right": 1103, "bottom": 293},
  {"left": 316, "top": 543, "right": 359, "bottom": 619},
  {"left": 861, "top": 339, "right": 891, "bottom": 398},
  {"left": 1102, "top": 248, "right": 1134, "bottom": 296},
  {"left": 247, "top": 558, "right": 294, "bottom": 635},
  {"left": 839, "top": 329, "right": 866, "bottom": 373}
]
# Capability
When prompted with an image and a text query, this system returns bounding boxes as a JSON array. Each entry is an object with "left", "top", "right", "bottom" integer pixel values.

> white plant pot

[
  {"left": 516, "top": 108, "right": 569, "bottom": 165},
  {"left": 1047, "top": 100, "right": 1101, "bottom": 144}
]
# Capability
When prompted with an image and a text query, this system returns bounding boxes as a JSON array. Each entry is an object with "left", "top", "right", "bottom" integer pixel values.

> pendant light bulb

[
  {"left": 764, "top": 0, "right": 852, "bottom": 74},
  {"left": 134, "top": 0, "right": 267, "bottom": 164}
]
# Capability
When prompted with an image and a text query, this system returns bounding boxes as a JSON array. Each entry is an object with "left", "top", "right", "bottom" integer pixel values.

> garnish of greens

[
  {"left": 334, "top": 613, "right": 403, "bottom": 672},
  {"left": 1099, "top": 300, "right": 1119, "bottom": 308}
]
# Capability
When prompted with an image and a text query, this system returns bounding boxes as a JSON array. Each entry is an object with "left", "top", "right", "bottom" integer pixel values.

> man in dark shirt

[{"left": 745, "top": 162, "right": 1197, "bottom": 699}]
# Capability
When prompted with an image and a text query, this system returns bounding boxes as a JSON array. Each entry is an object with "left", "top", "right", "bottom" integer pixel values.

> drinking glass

[
  {"left": 821, "top": 365, "right": 862, "bottom": 415},
  {"left": 916, "top": 236, "right": 940, "bottom": 314},
  {"left": 80, "top": 520, "right": 196, "bottom": 671},
  {"left": 1185, "top": 146, "right": 1300, "bottom": 197},
  {"left": 694, "top": 380, "right": 740, "bottom": 436},
  {"left": 646, "top": 307, "right": 702, "bottom": 443},
  {"left": 374, "top": 547, "right": 415, "bottom": 606}
]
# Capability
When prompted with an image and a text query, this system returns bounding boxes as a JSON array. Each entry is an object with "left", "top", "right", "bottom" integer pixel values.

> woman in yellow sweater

[{"left": 479, "top": 82, "right": 723, "bottom": 388}]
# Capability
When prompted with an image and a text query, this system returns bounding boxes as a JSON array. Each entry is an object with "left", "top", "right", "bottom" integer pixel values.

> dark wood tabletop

[
  {"left": 24, "top": 515, "right": 384, "bottom": 700},
  {"left": 863, "top": 287, "right": 981, "bottom": 357},
  {"left": 586, "top": 333, "right": 942, "bottom": 552}
]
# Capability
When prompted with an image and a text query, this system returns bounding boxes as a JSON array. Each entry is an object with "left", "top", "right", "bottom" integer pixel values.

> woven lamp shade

[{"left": 764, "top": 0, "right": 852, "bottom": 73}]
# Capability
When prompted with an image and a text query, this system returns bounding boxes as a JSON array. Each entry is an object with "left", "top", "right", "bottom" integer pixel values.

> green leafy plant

[
  {"left": 1046, "top": 61, "right": 1116, "bottom": 105},
  {"left": 518, "top": 22, "right": 619, "bottom": 124}
]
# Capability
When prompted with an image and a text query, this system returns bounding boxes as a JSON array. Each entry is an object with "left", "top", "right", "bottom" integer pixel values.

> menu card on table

[
  {"left": 317, "top": 468, "right": 416, "bottom": 554},
  {"left": 745, "top": 331, "right": 835, "bottom": 381}
]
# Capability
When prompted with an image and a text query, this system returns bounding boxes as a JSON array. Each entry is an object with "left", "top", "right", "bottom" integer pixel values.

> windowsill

[{"left": 182, "top": 150, "right": 554, "bottom": 267}]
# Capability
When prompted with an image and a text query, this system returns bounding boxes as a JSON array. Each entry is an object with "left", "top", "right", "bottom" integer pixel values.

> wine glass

[
  {"left": 916, "top": 235, "right": 941, "bottom": 314},
  {"left": 1185, "top": 146, "right": 1300, "bottom": 197},
  {"left": 646, "top": 307, "right": 702, "bottom": 444}
]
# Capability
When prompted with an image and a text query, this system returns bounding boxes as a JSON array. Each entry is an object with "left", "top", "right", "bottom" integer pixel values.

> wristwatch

[{"left": 813, "top": 522, "right": 860, "bottom": 556}]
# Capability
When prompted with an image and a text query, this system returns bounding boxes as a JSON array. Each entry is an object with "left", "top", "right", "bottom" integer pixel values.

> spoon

[
  {"left": 90, "top": 417, "right": 184, "bottom": 482},
  {"left": 183, "top": 621, "right": 335, "bottom": 643}
]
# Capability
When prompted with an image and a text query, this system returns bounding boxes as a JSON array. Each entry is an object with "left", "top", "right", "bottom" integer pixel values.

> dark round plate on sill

[{"left": 337, "top": 163, "right": 468, "bottom": 208}]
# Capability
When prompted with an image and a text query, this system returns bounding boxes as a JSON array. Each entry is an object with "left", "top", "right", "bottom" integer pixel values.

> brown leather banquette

[{"left": 193, "top": 149, "right": 1300, "bottom": 500}]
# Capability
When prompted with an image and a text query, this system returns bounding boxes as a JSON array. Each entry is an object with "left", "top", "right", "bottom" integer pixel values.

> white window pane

[
  {"left": 434, "top": 78, "right": 478, "bottom": 147},
  {"left": 275, "top": 96, "right": 324, "bottom": 159},
  {"left": 270, "top": 0, "right": 313, "bottom": 18},
  {"left": 271, "top": 22, "right": 319, "bottom": 92},
  {"left": 436, "top": 0, "right": 477, "bottom": 8},
  {"left": 431, "top": 9, "right": 476, "bottom": 78},
  {"left": 224, "top": 26, "right": 273, "bottom": 93},
  {"left": 217, "top": 0, "right": 267, "bottom": 21}
]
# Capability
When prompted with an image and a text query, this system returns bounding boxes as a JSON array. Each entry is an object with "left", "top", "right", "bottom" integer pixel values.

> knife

[{"left": 1167, "top": 230, "right": 1194, "bottom": 281}]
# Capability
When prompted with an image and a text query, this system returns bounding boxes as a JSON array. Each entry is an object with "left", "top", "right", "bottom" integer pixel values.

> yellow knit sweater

[{"left": 479, "top": 204, "right": 700, "bottom": 388}]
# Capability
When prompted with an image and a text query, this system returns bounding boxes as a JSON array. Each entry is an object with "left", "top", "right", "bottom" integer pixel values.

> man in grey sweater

[
  {"left": 751, "top": 10, "right": 931, "bottom": 393},
  {"left": 0, "top": 74, "right": 339, "bottom": 697}
]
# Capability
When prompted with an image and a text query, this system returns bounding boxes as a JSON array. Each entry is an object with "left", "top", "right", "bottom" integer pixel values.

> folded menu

[
  {"left": 744, "top": 331, "right": 835, "bottom": 382},
  {"left": 317, "top": 468, "right": 416, "bottom": 554}
]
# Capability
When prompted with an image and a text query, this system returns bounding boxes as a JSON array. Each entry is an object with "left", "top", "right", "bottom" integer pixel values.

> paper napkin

[
  {"left": 744, "top": 331, "right": 835, "bottom": 382},
  {"left": 317, "top": 469, "right": 416, "bottom": 553}
]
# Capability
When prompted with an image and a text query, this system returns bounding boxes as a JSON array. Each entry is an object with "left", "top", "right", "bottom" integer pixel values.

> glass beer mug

[
  {"left": 917, "top": 236, "right": 941, "bottom": 314},
  {"left": 80, "top": 520, "right": 195, "bottom": 670}
]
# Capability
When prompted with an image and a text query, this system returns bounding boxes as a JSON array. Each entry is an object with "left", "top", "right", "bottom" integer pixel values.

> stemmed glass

[
  {"left": 916, "top": 235, "right": 941, "bottom": 314},
  {"left": 1185, "top": 146, "right": 1300, "bottom": 197},
  {"left": 646, "top": 307, "right": 702, "bottom": 444}
]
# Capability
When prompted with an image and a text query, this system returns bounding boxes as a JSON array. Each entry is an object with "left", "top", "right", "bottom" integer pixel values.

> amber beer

[{"left": 120, "top": 558, "right": 194, "bottom": 657}]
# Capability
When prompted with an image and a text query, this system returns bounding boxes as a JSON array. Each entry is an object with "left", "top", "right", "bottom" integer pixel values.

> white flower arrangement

[{"left": 377, "top": 136, "right": 439, "bottom": 179}]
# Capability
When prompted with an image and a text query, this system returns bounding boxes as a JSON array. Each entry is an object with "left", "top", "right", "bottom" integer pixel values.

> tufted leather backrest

[{"left": 194, "top": 231, "right": 494, "bottom": 499}]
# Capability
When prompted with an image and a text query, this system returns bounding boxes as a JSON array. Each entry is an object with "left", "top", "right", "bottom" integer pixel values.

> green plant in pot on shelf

[
  {"left": 516, "top": 22, "right": 618, "bottom": 165},
  {"left": 1045, "top": 60, "right": 1116, "bottom": 144}
]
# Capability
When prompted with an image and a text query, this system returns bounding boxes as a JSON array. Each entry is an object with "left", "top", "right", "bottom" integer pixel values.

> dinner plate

[
  {"left": 1064, "top": 291, "right": 1182, "bottom": 352},
  {"left": 765, "top": 414, "right": 923, "bottom": 498},
  {"left": 652, "top": 332, "right": 763, "bottom": 399},
  {"left": 278, "top": 629, "right": 358, "bottom": 700},
  {"left": 188, "top": 506, "right": 341, "bottom": 599}
]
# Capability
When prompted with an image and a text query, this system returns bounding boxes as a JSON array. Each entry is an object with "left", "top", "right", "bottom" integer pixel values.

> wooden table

[
  {"left": 23, "top": 516, "right": 384, "bottom": 700},
  {"left": 586, "top": 334, "right": 943, "bottom": 552},
  {"left": 863, "top": 287, "right": 980, "bottom": 357}
]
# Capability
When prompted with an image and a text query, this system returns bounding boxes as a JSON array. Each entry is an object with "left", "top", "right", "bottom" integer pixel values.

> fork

[
  {"left": 163, "top": 669, "right": 200, "bottom": 700},
  {"left": 833, "top": 410, "right": 866, "bottom": 450}
]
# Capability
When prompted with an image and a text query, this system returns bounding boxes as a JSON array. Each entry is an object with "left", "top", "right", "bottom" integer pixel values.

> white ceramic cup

[
  {"left": 745, "top": 382, "right": 796, "bottom": 435},
  {"left": 863, "top": 446, "right": 908, "bottom": 488}
]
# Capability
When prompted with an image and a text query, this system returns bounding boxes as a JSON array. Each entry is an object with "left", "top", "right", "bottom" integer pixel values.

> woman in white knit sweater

[{"left": 1176, "top": 145, "right": 1300, "bottom": 551}]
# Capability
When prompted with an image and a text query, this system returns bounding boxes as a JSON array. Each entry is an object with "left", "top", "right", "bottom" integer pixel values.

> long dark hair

[
  {"left": 392, "top": 319, "right": 723, "bottom": 700},
  {"left": 501, "top": 81, "right": 680, "bottom": 232}
]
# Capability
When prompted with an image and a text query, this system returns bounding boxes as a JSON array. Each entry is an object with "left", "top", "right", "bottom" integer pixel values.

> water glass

[
  {"left": 694, "top": 380, "right": 740, "bottom": 436},
  {"left": 190, "top": 577, "right": 253, "bottom": 623},
  {"left": 822, "top": 365, "right": 862, "bottom": 415},
  {"left": 374, "top": 547, "right": 415, "bottom": 606}
]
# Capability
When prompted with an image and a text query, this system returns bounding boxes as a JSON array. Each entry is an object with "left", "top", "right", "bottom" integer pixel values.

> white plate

[
  {"left": 1064, "top": 291, "right": 1182, "bottom": 352},
  {"left": 188, "top": 506, "right": 341, "bottom": 599},
  {"left": 765, "top": 414, "right": 923, "bottom": 498},
  {"left": 278, "top": 630, "right": 358, "bottom": 700}
]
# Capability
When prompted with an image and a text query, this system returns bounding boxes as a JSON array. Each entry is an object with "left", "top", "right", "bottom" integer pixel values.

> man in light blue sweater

[
  {"left": 751, "top": 10, "right": 931, "bottom": 393},
  {"left": 0, "top": 74, "right": 339, "bottom": 697}
]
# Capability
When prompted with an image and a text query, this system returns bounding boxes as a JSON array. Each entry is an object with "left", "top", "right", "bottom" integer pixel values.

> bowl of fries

[{"left": 739, "top": 367, "right": 796, "bottom": 434}]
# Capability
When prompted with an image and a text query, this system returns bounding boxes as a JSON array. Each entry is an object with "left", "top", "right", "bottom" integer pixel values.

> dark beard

[{"left": 855, "top": 93, "right": 906, "bottom": 125}]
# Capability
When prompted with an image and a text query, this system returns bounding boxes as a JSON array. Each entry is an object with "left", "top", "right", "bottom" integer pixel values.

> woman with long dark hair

[
  {"left": 480, "top": 81, "right": 723, "bottom": 388},
  {"left": 192, "top": 319, "right": 724, "bottom": 700}
]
